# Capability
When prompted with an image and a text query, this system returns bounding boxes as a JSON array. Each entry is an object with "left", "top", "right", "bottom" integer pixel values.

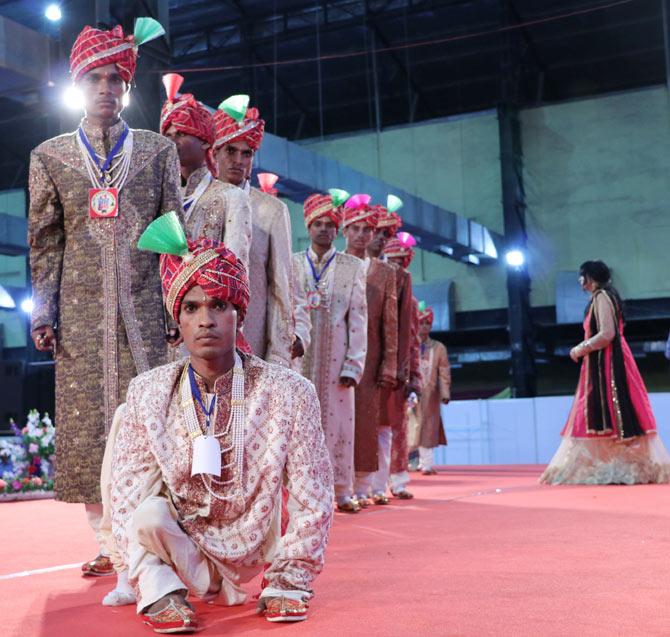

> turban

[
  {"left": 342, "top": 194, "right": 378, "bottom": 229},
  {"left": 375, "top": 206, "right": 403, "bottom": 236},
  {"left": 303, "top": 193, "right": 343, "bottom": 229},
  {"left": 418, "top": 302, "right": 434, "bottom": 325},
  {"left": 376, "top": 195, "right": 403, "bottom": 235},
  {"left": 138, "top": 213, "right": 251, "bottom": 352},
  {"left": 213, "top": 100, "right": 265, "bottom": 152},
  {"left": 383, "top": 232, "right": 417, "bottom": 269},
  {"left": 70, "top": 18, "right": 165, "bottom": 84},
  {"left": 160, "top": 74, "right": 218, "bottom": 177}
]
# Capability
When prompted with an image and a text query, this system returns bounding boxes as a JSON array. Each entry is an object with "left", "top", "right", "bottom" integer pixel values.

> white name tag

[{"left": 191, "top": 435, "right": 221, "bottom": 477}]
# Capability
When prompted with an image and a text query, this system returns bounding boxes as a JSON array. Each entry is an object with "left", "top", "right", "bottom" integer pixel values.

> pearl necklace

[
  {"left": 76, "top": 127, "right": 134, "bottom": 191},
  {"left": 180, "top": 352, "right": 246, "bottom": 502}
]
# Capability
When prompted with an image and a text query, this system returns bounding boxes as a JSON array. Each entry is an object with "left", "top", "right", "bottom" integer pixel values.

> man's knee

[{"left": 131, "top": 496, "right": 172, "bottom": 542}]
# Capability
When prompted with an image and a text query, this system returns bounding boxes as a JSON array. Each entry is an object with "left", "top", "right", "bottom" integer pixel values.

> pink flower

[
  {"left": 31, "top": 477, "right": 42, "bottom": 487},
  {"left": 0, "top": 479, "right": 6, "bottom": 491},
  {"left": 21, "top": 427, "right": 28, "bottom": 435},
  {"left": 12, "top": 480, "right": 21, "bottom": 490},
  {"left": 28, "top": 443, "right": 39, "bottom": 454}
]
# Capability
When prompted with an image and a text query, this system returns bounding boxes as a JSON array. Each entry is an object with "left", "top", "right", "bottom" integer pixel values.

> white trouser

[
  {"left": 418, "top": 446, "right": 434, "bottom": 471},
  {"left": 390, "top": 471, "right": 410, "bottom": 493},
  {"left": 367, "top": 427, "right": 393, "bottom": 495},
  {"left": 129, "top": 496, "right": 246, "bottom": 612},
  {"left": 85, "top": 502, "right": 107, "bottom": 555},
  {"left": 353, "top": 472, "right": 373, "bottom": 498}
]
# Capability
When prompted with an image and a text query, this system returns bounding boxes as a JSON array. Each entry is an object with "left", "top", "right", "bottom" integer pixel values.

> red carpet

[{"left": 2, "top": 466, "right": 670, "bottom": 636}]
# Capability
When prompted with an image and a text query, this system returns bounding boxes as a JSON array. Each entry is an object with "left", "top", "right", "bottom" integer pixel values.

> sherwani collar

[
  {"left": 308, "top": 245, "right": 336, "bottom": 268},
  {"left": 80, "top": 117, "right": 127, "bottom": 154},
  {"left": 183, "top": 165, "right": 211, "bottom": 198}
]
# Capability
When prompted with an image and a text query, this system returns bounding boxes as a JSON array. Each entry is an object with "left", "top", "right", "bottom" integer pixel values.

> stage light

[
  {"left": 505, "top": 249, "right": 525, "bottom": 267},
  {"left": 62, "top": 86, "right": 85, "bottom": 111},
  {"left": 45, "top": 4, "right": 62, "bottom": 21},
  {"left": 20, "top": 298, "right": 34, "bottom": 314}
]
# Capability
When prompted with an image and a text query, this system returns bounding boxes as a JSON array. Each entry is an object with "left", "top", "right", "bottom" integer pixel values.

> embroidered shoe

[
  {"left": 336, "top": 499, "right": 361, "bottom": 513},
  {"left": 263, "top": 596, "right": 309, "bottom": 622},
  {"left": 391, "top": 489, "right": 414, "bottom": 500},
  {"left": 371, "top": 493, "right": 390, "bottom": 505},
  {"left": 81, "top": 554, "right": 114, "bottom": 577},
  {"left": 142, "top": 598, "right": 198, "bottom": 634}
]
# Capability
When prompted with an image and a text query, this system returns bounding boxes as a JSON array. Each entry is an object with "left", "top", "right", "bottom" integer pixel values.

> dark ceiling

[
  {"left": 166, "top": 0, "right": 666, "bottom": 138},
  {"left": 0, "top": 0, "right": 666, "bottom": 191}
]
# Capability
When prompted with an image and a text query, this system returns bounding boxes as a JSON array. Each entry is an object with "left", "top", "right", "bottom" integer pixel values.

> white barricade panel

[
  {"left": 433, "top": 393, "right": 670, "bottom": 466},
  {"left": 436, "top": 400, "right": 488, "bottom": 465},
  {"left": 486, "top": 398, "right": 536, "bottom": 464},
  {"left": 534, "top": 396, "right": 573, "bottom": 463}
]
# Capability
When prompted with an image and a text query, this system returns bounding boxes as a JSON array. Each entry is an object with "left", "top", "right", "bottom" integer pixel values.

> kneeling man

[{"left": 110, "top": 217, "right": 334, "bottom": 633}]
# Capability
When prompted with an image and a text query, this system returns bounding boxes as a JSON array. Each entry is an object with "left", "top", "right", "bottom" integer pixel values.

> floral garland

[{"left": 0, "top": 410, "right": 55, "bottom": 495}]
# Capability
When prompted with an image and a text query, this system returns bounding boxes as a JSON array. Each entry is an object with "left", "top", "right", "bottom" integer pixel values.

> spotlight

[
  {"left": 45, "top": 4, "right": 62, "bottom": 21},
  {"left": 505, "top": 249, "right": 525, "bottom": 267},
  {"left": 62, "top": 86, "right": 85, "bottom": 111},
  {"left": 20, "top": 298, "right": 34, "bottom": 314}
]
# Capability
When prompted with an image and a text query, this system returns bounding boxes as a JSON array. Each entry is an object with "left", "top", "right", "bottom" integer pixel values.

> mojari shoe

[
  {"left": 371, "top": 493, "right": 390, "bottom": 505},
  {"left": 336, "top": 499, "right": 361, "bottom": 513},
  {"left": 81, "top": 554, "right": 114, "bottom": 577},
  {"left": 392, "top": 490, "right": 414, "bottom": 500},
  {"left": 355, "top": 496, "right": 372, "bottom": 508},
  {"left": 422, "top": 469, "right": 438, "bottom": 476},
  {"left": 142, "top": 597, "right": 198, "bottom": 634},
  {"left": 263, "top": 596, "right": 309, "bottom": 622}
]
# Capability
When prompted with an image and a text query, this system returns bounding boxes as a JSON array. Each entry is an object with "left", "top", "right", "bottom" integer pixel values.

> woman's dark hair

[{"left": 579, "top": 260, "right": 624, "bottom": 320}]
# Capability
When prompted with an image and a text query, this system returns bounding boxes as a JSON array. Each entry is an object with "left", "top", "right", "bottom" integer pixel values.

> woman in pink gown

[{"left": 541, "top": 261, "right": 670, "bottom": 484}]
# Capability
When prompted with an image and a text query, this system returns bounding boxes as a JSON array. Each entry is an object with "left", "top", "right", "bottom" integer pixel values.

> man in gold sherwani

[
  {"left": 293, "top": 193, "right": 368, "bottom": 513},
  {"left": 160, "top": 74, "right": 251, "bottom": 268},
  {"left": 414, "top": 304, "right": 451, "bottom": 475},
  {"left": 213, "top": 98, "right": 294, "bottom": 366},
  {"left": 28, "top": 19, "right": 181, "bottom": 576},
  {"left": 341, "top": 196, "right": 398, "bottom": 506},
  {"left": 110, "top": 220, "right": 333, "bottom": 632}
]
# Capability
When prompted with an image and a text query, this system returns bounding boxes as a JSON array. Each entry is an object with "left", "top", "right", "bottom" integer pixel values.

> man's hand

[
  {"left": 291, "top": 336, "right": 305, "bottom": 359},
  {"left": 569, "top": 347, "right": 580, "bottom": 363},
  {"left": 32, "top": 326, "right": 56, "bottom": 352},
  {"left": 166, "top": 328, "right": 183, "bottom": 348},
  {"left": 338, "top": 376, "right": 356, "bottom": 388}
]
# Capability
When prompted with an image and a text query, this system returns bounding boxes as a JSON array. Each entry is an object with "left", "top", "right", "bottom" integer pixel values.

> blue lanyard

[
  {"left": 78, "top": 124, "right": 129, "bottom": 183},
  {"left": 188, "top": 365, "right": 216, "bottom": 432},
  {"left": 306, "top": 249, "right": 337, "bottom": 285}
]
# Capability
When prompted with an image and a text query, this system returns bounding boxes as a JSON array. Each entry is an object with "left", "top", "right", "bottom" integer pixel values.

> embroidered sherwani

[
  {"left": 243, "top": 187, "right": 294, "bottom": 366},
  {"left": 416, "top": 338, "right": 451, "bottom": 449},
  {"left": 28, "top": 118, "right": 182, "bottom": 503},
  {"left": 354, "top": 258, "right": 398, "bottom": 473},
  {"left": 183, "top": 166, "right": 251, "bottom": 269},
  {"left": 292, "top": 247, "right": 368, "bottom": 498},
  {"left": 110, "top": 355, "right": 333, "bottom": 611}
]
